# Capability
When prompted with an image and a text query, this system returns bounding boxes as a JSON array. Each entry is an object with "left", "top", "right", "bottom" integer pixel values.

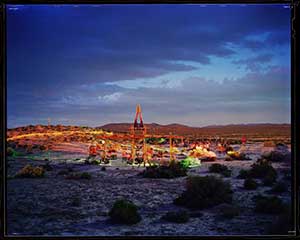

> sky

[{"left": 7, "top": 4, "right": 291, "bottom": 128}]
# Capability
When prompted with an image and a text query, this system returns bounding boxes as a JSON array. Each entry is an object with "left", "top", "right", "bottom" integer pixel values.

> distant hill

[
  {"left": 99, "top": 123, "right": 291, "bottom": 138},
  {"left": 7, "top": 123, "right": 290, "bottom": 139}
]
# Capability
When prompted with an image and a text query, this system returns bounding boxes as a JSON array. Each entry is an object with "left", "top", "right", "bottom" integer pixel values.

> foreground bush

[
  {"left": 237, "top": 161, "right": 277, "bottom": 186},
  {"left": 267, "top": 204, "right": 292, "bottom": 234},
  {"left": 237, "top": 169, "right": 251, "bottom": 179},
  {"left": 15, "top": 164, "right": 45, "bottom": 178},
  {"left": 254, "top": 195, "right": 286, "bottom": 214},
  {"left": 263, "top": 144, "right": 291, "bottom": 162},
  {"left": 244, "top": 178, "right": 258, "bottom": 190},
  {"left": 109, "top": 199, "right": 141, "bottom": 225},
  {"left": 7, "top": 147, "right": 14, "bottom": 156},
  {"left": 161, "top": 210, "right": 190, "bottom": 223},
  {"left": 141, "top": 161, "right": 187, "bottom": 178},
  {"left": 218, "top": 204, "right": 240, "bottom": 219},
  {"left": 65, "top": 172, "right": 92, "bottom": 180},
  {"left": 269, "top": 181, "right": 287, "bottom": 193},
  {"left": 209, "top": 163, "right": 231, "bottom": 177},
  {"left": 174, "top": 176, "right": 233, "bottom": 209}
]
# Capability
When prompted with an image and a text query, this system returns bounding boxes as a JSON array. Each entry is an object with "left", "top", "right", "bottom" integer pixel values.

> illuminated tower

[{"left": 130, "top": 104, "right": 147, "bottom": 165}]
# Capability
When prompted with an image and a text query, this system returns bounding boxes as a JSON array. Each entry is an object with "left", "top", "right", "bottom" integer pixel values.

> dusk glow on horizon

[{"left": 7, "top": 4, "right": 291, "bottom": 128}]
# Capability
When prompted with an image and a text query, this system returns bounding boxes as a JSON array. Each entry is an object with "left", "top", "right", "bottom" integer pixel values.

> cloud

[
  {"left": 98, "top": 92, "right": 122, "bottom": 104},
  {"left": 232, "top": 53, "right": 273, "bottom": 72}
]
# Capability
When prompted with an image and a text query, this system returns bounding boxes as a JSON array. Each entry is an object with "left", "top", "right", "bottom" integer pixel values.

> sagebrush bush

[
  {"left": 141, "top": 161, "right": 187, "bottom": 178},
  {"left": 263, "top": 172, "right": 277, "bottom": 186},
  {"left": 15, "top": 164, "right": 45, "bottom": 178},
  {"left": 267, "top": 204, "right": 292, "bottom": 234},
  {"left": 174, "top": 175, "right": 233, "bottom": 209},
  {"left": 209, "top": 163, "right": 228, "bottom": 173},
  {"left": 7, "top": 147, "right": 14, "bottom": 156},
  {"left": 40, "top": 163, "right": 53, "bottom": 171},
  {"left": 254, "top": 195, "right": 286, "bottom": 214},
  {"left": 263, "top": 150, "right": 290, "bottom": 162},
  {"left": 244, "top": 178, "right": 258, "bottom": 190},
  {"left": 161, "top": 210, "right": 190, "bottom": 223},
  {"left": 81, "top": 172, "right": 92, "bottom": 179},
  {"left": 250, "top": 161, "right": 277, "bottom": 179},
  {"left": 269, "top": 181, "right": 287, "bottom": 193},
  {"left": 65, "top": 172, "right": 92, "bottom": 180},
  {"left": 209, "top": 164, "right": 231, "bottom": 177},
  {"left": 237, "top": 169, "right": 250, "bottom": 179},
  {"left": 109, "top": 199, "right": 141, "bottom": 224},
  {"left": 219, "top": 204, "right": 240, "bottom": 219}
]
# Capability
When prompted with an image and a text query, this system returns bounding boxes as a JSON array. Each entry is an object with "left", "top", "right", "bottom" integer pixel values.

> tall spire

[{"left": 134, "top": 104, "right": 144, "bottom": 129}]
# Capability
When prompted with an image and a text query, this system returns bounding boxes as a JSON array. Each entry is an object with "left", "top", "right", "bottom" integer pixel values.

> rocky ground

[{"left": 6, "top": 144, "right": 292, "bottom": 236}]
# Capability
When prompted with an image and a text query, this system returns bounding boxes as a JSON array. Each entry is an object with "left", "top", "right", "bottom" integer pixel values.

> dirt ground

[{"left": 6, "top": 143, "right": 292, "bottom": 236}]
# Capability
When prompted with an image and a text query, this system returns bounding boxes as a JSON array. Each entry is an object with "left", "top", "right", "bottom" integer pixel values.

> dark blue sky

[{"left": 7, "top": 4, "right": 291, "bottom": 128}]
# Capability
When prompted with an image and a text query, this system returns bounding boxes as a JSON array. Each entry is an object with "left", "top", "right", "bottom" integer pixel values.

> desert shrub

[
  {"left": 7, "top": 147, "right": 14, "bottom": 156},
  {"left": 263, "top": 150, "right": 290, "bottom": 162},
  {"left": 109, "top": 199, "right": 141, "bottom": 225},
  {"left": 71, "top": 196, "right": 81, "bottom": 207},
  {"left": 209, "top": 163, "right": 228, "bottom": 173},
  {"left": 39, "top": 145, "right": 47, "bottom": 151},
  {"left": 81, "top": 172, "right": 92, "bottom": 179},
  {"left": 254, "top": 195, "right": 286, "bottom": 214},
  {"left": 267, "top": 204, "right": 292, "bottom": 234},
  {"left": 209, "top": 163, "right": 231, "bottom": 177},
  {"left": 161, "top": 210, "right": 190, "bottom": 223},
  {"left": 40, "top": 163, "right": 53, "bottom": 171},
  {"left": 57, "top": 169, "right": 69, "bottom": 175},
  {"left": 262, "top": 172, "right": 277, "bottom": 186},
  {"left": 15, "top": 164, "right": 45, "bottom": 178},
  {"left": 65, "top": 172, "right": 92, "bottom": 180},
  {"left": 219, "top": 204, "right": 240, "bottom": 219},
  {"left": 250, "top": 161, "right": 277, "bottom": 180},
  {"left": 269, "top": 181, "right": 287, "bottom": 193},
  {"left": 237, "top": 169, "right": 250, "bottom": 179},
  {"left": 141, "top": 161, "right": 187, "bottom": 179},
  {"left": 174, "top": 175, "right": 233, "bottom": 210},
  {"left": 244, "top": 178, "right": 258, "bottom": 190}
]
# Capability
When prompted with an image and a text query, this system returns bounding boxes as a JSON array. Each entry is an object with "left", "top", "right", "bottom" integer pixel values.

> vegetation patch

[
  {"left": 174, "top": 175, "right": 233, "bottom": 210},
  {"left": 218, "top": 204, "right": 240, "bottom": 219},
  {"left": 254, "top": 195, "right": 287, "bottom": 214},
  {"left": 237, "top": 169, "right": 250, "bottom": 179},
  {"left": 15, "top": 164, "right": 45, "bottom": 178},
  {"left": 109, "top": 199, "right": 141, "bottom": 225},
  {"left": 161, "top": 210, "right": 190, "bottom": 223},
  {"left": 237, "top": 160, "right": 277, "bottom": 186},
  {"left": 40, "top": 163, "right": 53, "bottom": 171},
  {"left": 209, "top": 163, "right": 231, "bottom": 177},
  {"left": 243, "top": 178, "right": 258, "bottom": 190},
  {"left": 65, "top": 172, "right": 92, "bottom": 180},
  {"left": 268, "top": 181, "right": 287, "bottom": 193},
  {"left": 6, "top": 147, "right": 25, "bottom": 157},
  {"left": 141, "top": 161, "right": 187, "bottom": 178},
  {"left": 267, "top": 204, "right": 292, "bottom": 234}
]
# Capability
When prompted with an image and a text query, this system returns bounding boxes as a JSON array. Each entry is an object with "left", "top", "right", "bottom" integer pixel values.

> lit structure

[
  {"left": 95, "top": 104, "right": 185, "bottom": 165},
  {"left": 130, "top": 104, "right": 147, "bottom": 165}
]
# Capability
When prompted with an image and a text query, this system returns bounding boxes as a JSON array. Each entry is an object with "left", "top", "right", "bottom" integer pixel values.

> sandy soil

[{"left": 6, "top": 143, "right": 292, "bottom": 236}]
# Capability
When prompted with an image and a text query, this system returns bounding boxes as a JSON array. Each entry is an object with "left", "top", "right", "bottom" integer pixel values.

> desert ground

[{"left": 6, "top": 144, "right": 292, "bottom": 236}]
